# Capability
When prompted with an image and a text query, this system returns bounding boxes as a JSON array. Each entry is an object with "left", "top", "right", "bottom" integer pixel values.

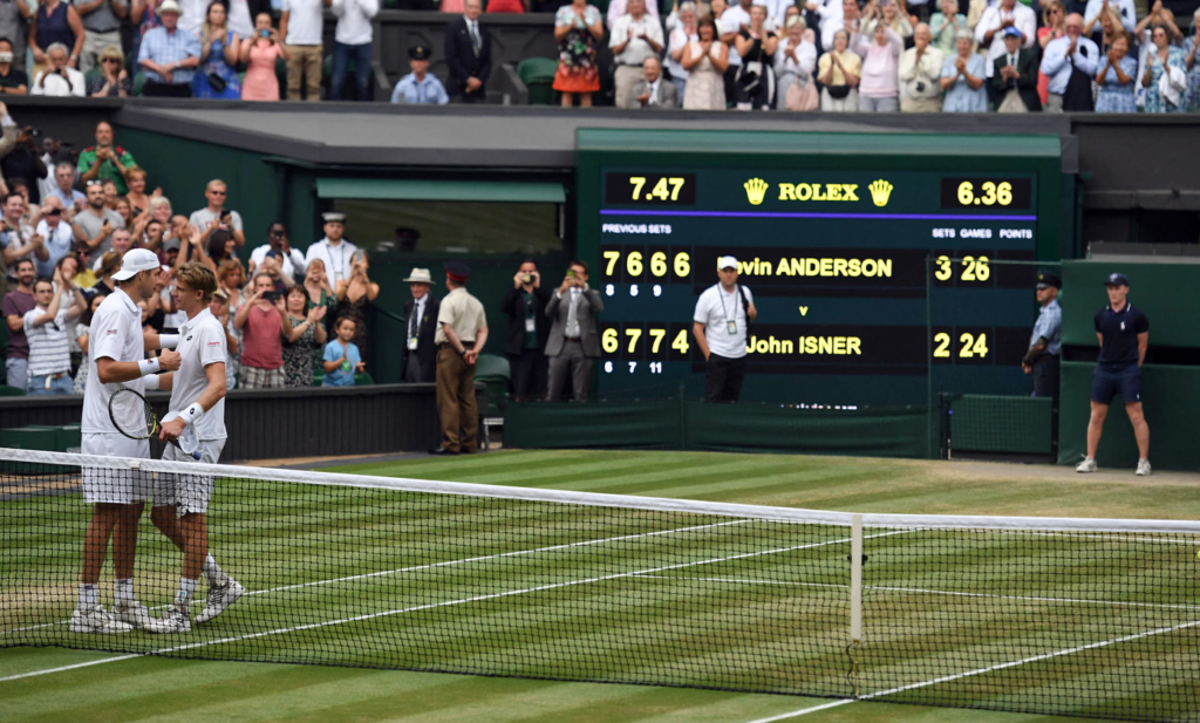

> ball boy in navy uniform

[{"left": 1077, "top": 273, "right": 1151, "bottom": 476}]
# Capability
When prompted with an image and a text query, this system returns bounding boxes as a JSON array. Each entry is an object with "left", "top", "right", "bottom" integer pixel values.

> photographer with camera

[
  {"left": 501, "top": 260, "right": 550, "bottom": 402},
  {"left": 2, "top": 124, "right": 48, "bottom": 209},
  {"left": 249, "top": 221, "right": 306, "bottom": 280},
  {"left": 188, "top": 179, "right": 245, "bottom": 250},
  {"left": 31, "top": 44, "right": 86, "bottom": 97},
  {"left": 544, "top": 260, "right": 602, "bottom": 403},
  {"left": 233, "top": 271, "right": 293, "bottom": 389}
]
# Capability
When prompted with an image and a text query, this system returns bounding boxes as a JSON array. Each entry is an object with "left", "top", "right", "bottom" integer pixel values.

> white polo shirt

[
  {"left": 169, "top": 308, "right": 228, "bottom": 442},
  {"left": 304, "top": 237, "right": 359, "bottom": 284},
  {"left": 250, "top": 244, "right": 308, "bottom": 280},
  {"left": 82, "top": 287, "right": 147, "bottom": 435},
  {"left": 694, "top": 283, "right": 753, "bottom": 360},
  {"left": 282, "top": 0, "right": 326, "bottom": 45}
]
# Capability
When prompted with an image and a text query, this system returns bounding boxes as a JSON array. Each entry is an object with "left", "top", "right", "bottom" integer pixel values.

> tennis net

[{"left": 1, "top": 447, "right": 1197, "bottom": 722}]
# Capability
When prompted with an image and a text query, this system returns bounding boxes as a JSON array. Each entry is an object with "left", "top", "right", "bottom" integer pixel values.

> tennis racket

[{"left": 108, "top": 387, "right": 202, "bottom": 460}]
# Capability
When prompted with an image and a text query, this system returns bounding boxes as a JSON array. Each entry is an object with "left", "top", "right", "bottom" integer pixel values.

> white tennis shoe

[
  {"left": 70, "top": 605, "right": 133, "bottom": 634},
  {"left": 1136, "top": 459, "right": 1152, "bottom": 477},
  {"left": 112, "top": 600, "right": 153, "bottom": 629},
  {"left": 145, "top": 605, "right": 191, "bottom": 634},
  {"left": 1075, "top": 457, "right": 1097, "bottom": 473},
  {"left": 195, "top": 579, "right": 246, "bottom": 625}
]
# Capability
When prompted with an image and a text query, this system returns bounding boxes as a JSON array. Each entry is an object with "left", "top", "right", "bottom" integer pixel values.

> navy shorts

[{"left": 1091, "top": 364, "right": 1142, "bottom": 405}]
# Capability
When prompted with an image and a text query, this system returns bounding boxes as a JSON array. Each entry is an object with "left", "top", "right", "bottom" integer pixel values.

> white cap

[
  {"left": 717, "top": 255, "right": 739, "bottom": 271},
  {"left": 112, "top": 248, "right": 161, "bottom": 281}
]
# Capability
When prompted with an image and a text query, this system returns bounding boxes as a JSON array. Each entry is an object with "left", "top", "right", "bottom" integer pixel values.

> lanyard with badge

[
  {"left": 524, "top": 291, "right": 536, "bottom": 334},
  {"left": 719, "top": 285, "right": 739, "bottom": 335},
  {"left": 408, "top": 299, "right": 422, "bottom": 351}
]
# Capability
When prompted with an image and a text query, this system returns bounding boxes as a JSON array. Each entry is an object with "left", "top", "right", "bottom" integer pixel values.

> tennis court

[{"left": 3, "top": 449, "right": 1199, "bottom": 723}]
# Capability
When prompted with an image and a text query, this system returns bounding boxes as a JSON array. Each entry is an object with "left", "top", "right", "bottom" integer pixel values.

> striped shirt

[{"left": 24, "top": 307, "right": 72, "bottom": 376}]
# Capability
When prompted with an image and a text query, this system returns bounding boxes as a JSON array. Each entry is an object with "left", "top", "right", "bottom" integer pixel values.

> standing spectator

[
  {"left": 719, "top": 0, "right": 752, "bottom": 103},
  {"left": 304, "top": 212, "right": 358, "bottom": 286},
  {"left": 226, "top": 0, "right": 256, "bottom": 37},
  {"left": 281, "top": 284, "right": 325, "bottom": 387},
  {"left": 401, "top": 267, "right": 438, "bottom": 383},
  {"left": 693, "top": 256, "right": 756, "bottom": 403},
  {"left": 31, "top": 43, "right": 85, "bottom": 95},
  {"left": 775, "top": 16, "right": 817, "bottom": 110},
  {"left": 73, "top": 292, "right": 104, "bottom": 394},
  {"left": 553, "top": 0, "right": 604, "bottom": 107},
  {"left": 49, "top": 162, "right": 84, "bottom": 208},
  {"left": 863, "top": 0, "right": 913, "bottom": 41},
  {"left": 432, "top": 261, "right": 487, "bottom": 455},
  {"left": 1022, "top": 271, "right": 1062, "bottom": 404},
  {"left": 632, "top": 56, "right": 679, "bottom": 106},
  {"left": 1142, "top": 24, "right": 1189, "bottom": 112},
  {"left": 991, "top": 26, "right": 1040, "bottom": 111},
  {"left": 188, "top": 179, "right": 245, "bottom": 248},
  {"left": 280, "top": 0, "right": 324, "bottom": 101},
  {"left": 2, "top": 191, "right": 47, "bottom": 275},
  {"left": 332, "top": 249, "right": 378, "bottom": 357},
  {"left": 974, "top": 0, "right": 1035, "bottom": 80},
  {"left": 682, "top": 14, "right": 728, "bottom": 109},
  {"left": 610, "top": 0, "right": 663, "bottom": 109},
  {"left": 854, "top": 13, "right": 901, "bottom": 111},
  {"left": 29, "top": 0, "right": 84, "bottom": 77},
  {"left": 35, "top": 198, "right": 79, "bottom": 276},
  {"left": 329, "top": 0, "right": 378, "bottom": 101},
  {"left": 809, "top": 0, "right": 846, "bottom": 52},
  {"left": 606, "top": 0, "right": 658, "bottom": 29},
  {"left": 1037, "top": 0, "right": 1067, "bottom": 107},
  {"left": 900, "top": 23, "right": 945, "bottom": 111},
  {"left": 78, "top": 122, "right": 137, "bottom": 196},
  {"left": 130, "top": 0, "right": 163, "bottom": 63},
  {"left": 817, "top": 29, "right": 861, "bottom": 110},
  {"left": 941, "top": 28, "right": 986, "bottom": 111},
  {"left": 544, "top": 259, "right": 602, "bottom": 403},
  {"left": 192, "top": 0, "right": 242, "bottom": 99},
  {"left": 1083, "top": 0, "right": 1134, "bottom": 36},
  {"left": 76, "top": 180, "right": 123, "bottom": 257},
  {"left": 138, "top": 0, "right": 201, "bottom": 98},
  {"left": 666, "top": 1, "right": 698, "bottom": 100},
  {"left": 929, "top": 0, "right": 966, "bottom": 55},
  {"left": 239, "top": 13, "right": 287, "bottom": 101},
  {"left": 73, "top": 0, "right": 127, "bottom": 74},
  {"left": 2, "top": 128, "right": 46, "bottom": 203},
  {"left": 249, "top": 221, "right": 305, "bottom": 278},
  {"left": 87, "top": 44, "right": 131, "bottom": 96},
  {"left": 125, "top": 168, "right": 154, "bottom": 217},
  {"left": 301, "top": 257, "right": 333, "bottom": 311},
  {"left": 0, "top": 39, "right": 29, "bottom": 93},
  {"left": 733, "top": 4, "right": 778, "bottom": 109},
  {"left": 389, "top": 45, "right": 449, "bottom": 104},
  {"left": 233, "top": 271, "right": 291, "bottom": 389},
  {"left": 1040, "top": 13, "right": 1098, "bottom": 111},
  {"left": 1184, "top": 10, "right": 1200, "bottom": 112},
  {"left": 445, "top": 0, "right": 492, "bottom": 103},
  {"left": 3, "top": 258, "right": 36, "bottom": 389},
  {"left": 24, "top": 272, "right": 83, "bottom": 394},
  {"left": 208, "top": 288, "right": 239, "bottom": 389},
  {"left": 1085, "top": 7, "right": 1122, "bottom": 50},
  {"left": 501, "top": 259, "right": 550, "bottom": 401},
  {"left": 321, "top": 316, "right": 363, "bottom": 386}
]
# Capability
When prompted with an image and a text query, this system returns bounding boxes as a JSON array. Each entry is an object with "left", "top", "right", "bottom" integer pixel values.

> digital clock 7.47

[{"left": 605, "top": 173, "right": 697, "bottom": 206}]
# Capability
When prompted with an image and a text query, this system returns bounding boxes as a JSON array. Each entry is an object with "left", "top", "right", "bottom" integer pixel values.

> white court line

[{"left": 742, "top": 618, "right": 1200, "bottom": 723}]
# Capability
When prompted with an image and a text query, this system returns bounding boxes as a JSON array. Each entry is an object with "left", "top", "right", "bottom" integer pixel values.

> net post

[{"left": 848, "top": 513, "right": 864, "bottom": 697}]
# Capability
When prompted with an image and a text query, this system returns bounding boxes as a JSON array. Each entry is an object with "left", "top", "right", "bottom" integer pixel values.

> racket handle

[{"left": 170, "top": 439, "right": 203, "bottom": 461}]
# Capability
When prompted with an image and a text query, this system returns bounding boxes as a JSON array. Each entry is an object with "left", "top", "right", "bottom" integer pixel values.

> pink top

[
  {"left": 855, "top": 29, "right": 901, "bottom": 98},
  {"left": 440, "top": 0, "right": 464, "bottom": 12},
  {"left": 241, "top": 304, "right": 283, "bottom": 369}
]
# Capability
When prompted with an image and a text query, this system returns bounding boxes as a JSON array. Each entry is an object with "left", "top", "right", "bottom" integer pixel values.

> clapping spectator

[
  {"left": 606, "top": 0, "right": 659, "bottom": 29},
  {"left": 1184, "top": 10, "right": 1200, "bottom": 111},
  {"left": 234, "top": 272, "right": 292, "bottom": 389},
  {"left": 0, "top": 39, "right": 29, "bottom": 94},
  {"left": 1094, "top": 32, "right": 1137, "bottom": 111},
  {"left": 610, "top": 0, "right": 663, "bottom": 108},
  {"left": 666, "top": 1, "right": 698, "bottom": 100},
  {"left": 193, "top": 0, "right": 242, "bottom": 99},
  {"left": 818, "top": 29, "right": 861, "bottom": 110},
  {"left": 29, "top": 0, "right": 84, "bottom": 76},
  {"left": 216, "top": 257, "right": 245, "bottom": 310},
  {"left": 31, "top": 44, "right": 86, "bottom": 96},
  {"left": 10, "top": 181, "right": 40, "bottom": 227},
  {"left": 553, "top": 0, "right": 604, "bottom": 107},
  {"left": 1084, "top": 0, "right": 1134, "bottom": 37},
  {"left": 974, "top": 0, "right": 1035, "bottom": 80},
  {"left": 138, "top": 0, "right": 201, "bottom": 97},
  {"left": 854, "top": 9, "right": 901, "bottom": 112},
  {"left": 941, "top": 28, "right": 986, "bottom": 111},
  {"left": 2, "top": 192, "right": 48, "bottom": 279},
  {"left": 333, "top": 249, "right": 378, "bottom": 358},
  {"left": 1142, "top": 23, "right": 1189, "bottom": 112},
  {"left": 682, "top": 14, "right": 728, "bottom": 109},
  {"left": 1040, "top": 13, "right": 1098, "bottom": 111},
  {"left": 900, "top": 23, "right": 944, "bottom": 111},
  {"left": 88, "top": 44, "right": 131, "bottom": 95},
  {"left": 281, "top": 284, "right": 325, "bottom": 387},
  {"left": 35, "top": 197, "right": 80, "bottom": 276},
  {"left": 390, "top": 45, "right": 449, "bottom": 104},
  {"left": 79, "top": 122, "right": 138, "bottom": 196},
  {"left": 863, "top": 0, "right": 912, "bottom": 41},
  {"left": 1038, "top": 1, "right": 1066, "bottom": 106},
  {"left": 125, "top": 168, "right": 155, "bottom": 217},
  {"left": 302, "top": 258, "right": 334, "bottom": 311},
  {"left": 24, "top": 271, "right": 83, "bottom": 395},
  {"left": 240, "top": 13, "right": 288, "bottom": 101},
  {"left": 991, "top": 26, "right": 1040, "bottom": 111},
  {"left": 1088, "top": 9, "right": 1123, "bottom": 55},
  {"left": 3, "top": 258, "right": 36, "bottom": 388},
  {"left": 208, "top": 288, "right": 239, "bottom": 389},
  {"left": 774, "top": 15, "right": 816, "bottom": 109},
  {"left": 632, "top": 56, "right": 679, "bottom": 107},
  {"left": 733, "top": 5, "right": 778, "bottom": 109},
  {"left": 929, "top": 0, "right": 966, "bottom": 54},
  {"left": 280, "top": 0, "right": 325, "bottom": 101},
  {"left": 329, "top": 0, "right": 380, "bottom": 101},
  {"left": 47, "top": 163, "right": 83, "bottom": 208}
]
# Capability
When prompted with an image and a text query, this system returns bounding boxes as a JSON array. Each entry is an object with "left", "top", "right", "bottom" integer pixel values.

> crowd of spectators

[{"left": 0, "top": 113, "right": 374, "bottom": 395}]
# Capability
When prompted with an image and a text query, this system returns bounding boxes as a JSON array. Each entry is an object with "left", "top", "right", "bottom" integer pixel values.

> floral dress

[
  {"left": 1183, "top": 37, "right": 1200, "bottom": 112},
  {"left": 1094, "top": 55, "right": 1138, "bottom": 113},
  {"left": 553, "top": 4, "right": 602, "bottom": 93},
  {"left": 282, "top": 313, "right": 317, "bottom": 388},
  {"left": 1142, "top": 45, "right": 1187, "bottom": 113},
  {"left": 192, "top": 30, "right": 243, "bottom": 99}
]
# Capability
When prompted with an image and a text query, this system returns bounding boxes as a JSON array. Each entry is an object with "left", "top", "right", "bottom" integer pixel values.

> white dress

[{"left": 682, "top": 42, "right": 726, "bottom": 110}]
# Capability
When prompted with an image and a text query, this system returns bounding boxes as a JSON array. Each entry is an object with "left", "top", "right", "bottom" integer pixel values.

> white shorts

[
  {"left": 81, "top": 434, "right": 153, "bottom": 504},
  {"left": 156, "top": 439, "right": 226, "bottom": 517}
]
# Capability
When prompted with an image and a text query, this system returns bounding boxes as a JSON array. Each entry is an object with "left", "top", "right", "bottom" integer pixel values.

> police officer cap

[
  {"left": 409, "top": 45, "right": 432, "bottom": 60},
  {"left": 1035, "top": 271, "right": 1061, "bottom": 289},
  {"left": 1104, "top": 272, "right": 1130, "bottom": 287},
  {"left": 444, "top": 261, "right": 472, "bottom": 281}
]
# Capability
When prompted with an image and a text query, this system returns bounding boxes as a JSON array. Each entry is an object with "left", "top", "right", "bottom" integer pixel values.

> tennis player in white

[
  {"left": 144, "top": 262, "right": 244, "bottom": 634},
  {"left": 73, "top": 248, "right": 181, "bottom": 634}
]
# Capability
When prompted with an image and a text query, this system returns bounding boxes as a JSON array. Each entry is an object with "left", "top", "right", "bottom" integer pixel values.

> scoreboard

[{"left": 576, "top": 130, "right": 1067, "bottom": 408}]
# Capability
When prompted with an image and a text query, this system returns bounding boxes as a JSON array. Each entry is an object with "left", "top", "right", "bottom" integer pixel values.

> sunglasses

[
  {"left": 102, "top": 58, "right": 121, "bottom": 64},
  {"left": 86, "top": 180, "right": 105, "bottom": 187},
  {"left": 210, "top": 190, "right": 227, "bottom": 195}
]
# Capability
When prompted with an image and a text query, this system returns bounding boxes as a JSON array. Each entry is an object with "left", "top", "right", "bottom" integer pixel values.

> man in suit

[
  {"left": 445, "top": 0, "right": 493, "bottom": 103},
  {"left": 544, "top": 260, "right": 603, "bottom": 403},
  {"left": 401, "top": 268, "right": 440, "bottom": 383},
  {"left": 991, "top": 26, "right": 1041, "bottom": 112},
  {"left": 631, "top": 57, "right": 679, "bottom": 108},
  {"left": 500, "top": 259, "right": 552, "bottom": 401}
]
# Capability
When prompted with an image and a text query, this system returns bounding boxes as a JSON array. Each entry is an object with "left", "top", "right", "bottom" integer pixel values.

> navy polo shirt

[{"left": 1094, "top": 303, "right": 1149, "bottom": 366}]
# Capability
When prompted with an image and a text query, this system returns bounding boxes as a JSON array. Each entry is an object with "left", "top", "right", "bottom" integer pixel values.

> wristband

[
  {"left": 144, "top": 374, "right": 160, "bottom": 391},
  {"left": 180, "top": 402, "right": 206, "bottom": 426},
  {"left": 159, "top": 334, "right": 180, "bottom": 349},
  {"left": 138, "top": 358, "right": 161, "bottom": 376}
]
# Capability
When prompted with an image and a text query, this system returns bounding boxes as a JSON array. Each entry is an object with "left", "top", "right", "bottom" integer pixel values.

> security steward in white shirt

[
  {"left": 432, "top": 261, "right": 488, "bottom": 455},
  {"left": 693, "top": 255, "right": 757, "bottom": 403}
]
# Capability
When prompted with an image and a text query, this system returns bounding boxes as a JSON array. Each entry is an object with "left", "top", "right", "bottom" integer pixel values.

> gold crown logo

[
  {"left": 868, "top": 179, "right": 893, "bottom": 208},
  {"left": 743, "top": 178, "right": 769, "bottom": 206}
]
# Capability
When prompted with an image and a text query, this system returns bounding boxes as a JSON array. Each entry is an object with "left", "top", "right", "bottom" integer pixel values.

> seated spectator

[
  {"left": 1040, "top": 13, "right": 1099, "bottom": 111},
  {"left": 553, "top": 0, "right": 604, "bottom": 108},
  {"left": 48, "top": 162, "right": 84, "bottom": 209},
  {"left": 193, "top": 0, "right": 243, "bottom": 99},
  {"left": 73, "top": 292, "right": 105, "bottom": 394},
  {"left": 0, "top": 39, "right": 29, "bottom": 94},
  {"left": 666, "top": 1, "right": 699, "bottom": 100},
  {"left": 239, "top": 13, "right": 287, "bottom": 101},
  {"left": 991, "top": 26, "right": 1040, "bottom": 111},
  {"left": 929, "top": 0, "right": 967, "bottom": 55},
  {"left": 1038, "top": 1, "right": 1067, "bottom": 106},
  {"left": 1142, "top": 23, "right": 1189, "bottom": 112},
  {"left": 390, "top": 45, "right": 449, "bottom": 104},
  {"left": 445, "top": 0, "right": 493, "bottom": 103},
  {"left": 282, "top": 284, "right": 325, "bottom": 388},
  {"left": 941, "top": 28, "right": 986, "bottom": 111},
  {"left": 189, "top": 179, "right": 245, "bottom": 248},
  {"left": 329, "top": 0, "right": 379, "bottom": 102},
  {"left": 29, "top": 0, "right": 84, "bottom": 77},
  {"left": 24, "top": 272, "right": 82, "bottom": 395},
  {"left": 733, "top": 5, "right": 778, "bottom": 109},
  {"left": 1084, "top": 0, "right": 1134, "bottom": 38},
  {"left": 682, "top": 14, "right": 728, "bottom": 110},
  {"left": 632, "top": 56, "right": 679, "bottom": 107},
  {"left": 1185, "top": 10, "right": 1200, "bottom": 111},
  {"left": 280, "top": 0, "right": 324, "bottom": 101},
  {"left": 250, "top": 221, "right": 306, "bottom": 279},
  {"left": 138, "top": 0, "right": 201, "bottom": 98},
  {"left": 1094, "top": 32, "right": 1137, "bottom": 111},
  {"left": 322, "top": 316, "right": 364, "bottom": 387},
  {"left": 854, "top": 13, "right": 901, "bottom": 111},
  {"left": 974, "top": 0, "right": 1035, "bottom": 80},
  {"left": 234, "top": 271, "right": 292, "bottom": 389},
  {"left": 774, "top": 15, "right": 817, "bottom": 110},
  {"left": 610, "top": 0, "right": 663, "bottom": 109},
  {"left": 31, "top": 44, "right": 86, "bottom": 97},
  {"left": 87, "top": 46, "right": 131, "bottom": 97},
  {"left": 900, "top": 23, "right": 945, "bottom": 111},
  {"left": 34, "top": 197, "right": 80, "bottom": 276},
  {"left": 817, "top": 29, "right": 861, "bottom": 110}
]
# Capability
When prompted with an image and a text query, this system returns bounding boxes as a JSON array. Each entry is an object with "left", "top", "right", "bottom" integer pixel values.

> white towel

[{"left": 1159, "top": 65, "right": 1185, "bottom": 107}]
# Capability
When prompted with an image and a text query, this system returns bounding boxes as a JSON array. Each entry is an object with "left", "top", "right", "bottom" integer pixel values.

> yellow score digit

[
  {"left": 629, "top": 177, "right": 646, "bottom": 201},
  {"left": 674, "top": 252, "right": 691, "bottom": 278},
  {"left": 934, "top": 255, "right": 952, "bottom": 281},
  {"left": 625, "top": 328, "right": 642, "bottom": 353},
  {"left": 648, "top": 328, "right": 666, "bottom": 354},
  {"left": 603, "top": 250, "right": 620, "bottom": 277},
  {"left": 959, "top": 333, "right": 989, "bottom": 358},
  {"left": 626, "top": 251, "right": 643, "bottom": 276},
  {"left": 602, "top": 327, "right": 619, "bottom": 354},
  {"left": 933, "top": 332, "right": 951, "bottom": 358},
  {"left": 672, "top": 329, "right": 690, "bottom": 355},
  {"left": 650, "top": 252, "right": 667, "bottom": 277}
]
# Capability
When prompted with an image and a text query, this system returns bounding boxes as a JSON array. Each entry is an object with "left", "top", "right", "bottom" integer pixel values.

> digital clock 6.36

[
  {"left": 940, "top": 178, "right": 1032, "bottom": 210},
  {"left": 605, "top": 173, "right": 697, "bottom": 206}
]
